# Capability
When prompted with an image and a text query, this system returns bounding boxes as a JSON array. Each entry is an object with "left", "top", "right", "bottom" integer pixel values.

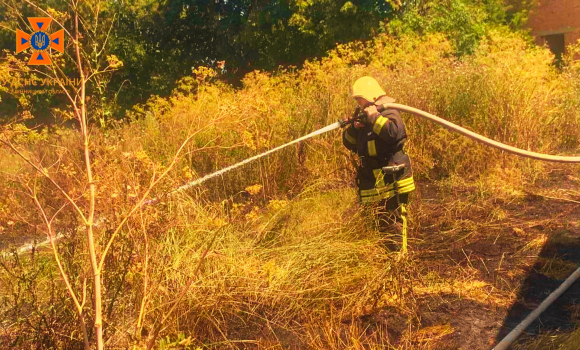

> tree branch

[
  {"left": 98, "top": 132, "right": 199, "bottom": 272},
  {"left": 0, "top": 139, "right": 87, "bottom": 223},
  {"left": 28, "top": 185, "right": 90, "bottom": 350}
]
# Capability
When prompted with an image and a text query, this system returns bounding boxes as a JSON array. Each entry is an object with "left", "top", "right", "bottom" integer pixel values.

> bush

[{"left": 1, "top": 30, "right": 579, "bottom": 348}]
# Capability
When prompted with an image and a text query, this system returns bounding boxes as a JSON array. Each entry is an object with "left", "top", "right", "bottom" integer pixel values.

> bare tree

[{"left": 0, "top": 1, "right": 214, "bottom": 348}]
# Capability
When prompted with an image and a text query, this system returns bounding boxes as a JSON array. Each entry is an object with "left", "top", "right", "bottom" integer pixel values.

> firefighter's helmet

[{"left": 351, "top": 76, "right": 386, "bottom": 102}]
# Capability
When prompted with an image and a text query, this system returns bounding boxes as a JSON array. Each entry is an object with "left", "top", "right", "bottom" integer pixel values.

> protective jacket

[{"left": 342, "top": 107, "right": 415, "bottom": 204}]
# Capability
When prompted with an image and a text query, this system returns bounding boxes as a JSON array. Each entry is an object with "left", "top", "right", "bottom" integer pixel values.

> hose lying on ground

[
  {"left": 379, "top": 104, "right": 579, "bottom": 349},
  {"left": 492, "top": 265, "right": 580, "bottom": 350},
  {"left": 4, "top": 102, "right": 580, "bottom": 347}
]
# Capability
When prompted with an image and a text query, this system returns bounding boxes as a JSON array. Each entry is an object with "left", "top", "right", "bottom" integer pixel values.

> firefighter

[{"left": 342, "top": 76, "right": 415, "bottom": 251}]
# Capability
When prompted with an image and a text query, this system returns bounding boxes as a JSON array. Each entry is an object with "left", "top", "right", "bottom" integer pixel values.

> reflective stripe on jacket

[{"left": 342, "top": 107, "right": 414, "bottom": 203}]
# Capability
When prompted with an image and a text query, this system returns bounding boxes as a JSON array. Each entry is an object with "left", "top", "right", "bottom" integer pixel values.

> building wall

[{"left": 528, "top": 0, "right": 580, "bottom": 56}]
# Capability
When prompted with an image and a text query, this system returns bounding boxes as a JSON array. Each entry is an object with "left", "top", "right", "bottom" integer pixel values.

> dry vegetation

[{"left": 1, "top": 30, "right": 580, "bottom": 349}]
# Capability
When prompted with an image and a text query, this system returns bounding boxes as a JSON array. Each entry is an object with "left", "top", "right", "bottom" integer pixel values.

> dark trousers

[{"left": 364, "top": 193, "right": 410, "bottom": 234}]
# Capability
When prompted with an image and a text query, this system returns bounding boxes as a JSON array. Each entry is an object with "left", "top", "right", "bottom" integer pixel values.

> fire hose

[
  {"left": 151, "top": 102, "right": 580, "bottom": 204},
  {"left": 362, "top": 104, "right": 580, "bottom": 350},
  {"left": 353, "top": 103, "right": 580, "bottom": 163},
  {"left": 6, "top": 103, "right": 580, "bottom": 349}
]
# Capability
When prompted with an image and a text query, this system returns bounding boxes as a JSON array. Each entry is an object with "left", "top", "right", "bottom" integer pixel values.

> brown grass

[{"left": 1, "top": 30, "right": 580, "bottom": 349}]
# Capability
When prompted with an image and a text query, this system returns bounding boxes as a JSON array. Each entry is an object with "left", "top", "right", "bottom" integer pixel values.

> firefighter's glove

[
  {"left": 352, "top": 107, "right": 366, "bottom": 129},
  {"left": 353, "top": 119, "right": 366, "bottom": 129},
  {"left": 363, "top": 105, "right": 380, "bottom": 124}
]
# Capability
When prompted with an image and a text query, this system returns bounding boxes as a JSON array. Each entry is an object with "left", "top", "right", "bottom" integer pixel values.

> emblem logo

[{"left": 16, "top": 17, "right": 64, "bottom": 65}]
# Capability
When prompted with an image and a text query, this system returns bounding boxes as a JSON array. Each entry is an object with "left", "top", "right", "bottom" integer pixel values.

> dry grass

[{"left": 1, "top": 30, "right": 580, "bottom": 349}]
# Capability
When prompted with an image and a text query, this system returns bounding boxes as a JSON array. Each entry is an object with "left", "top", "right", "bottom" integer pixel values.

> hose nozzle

[{"left": 339, "top": 103, "right": 390, "bottom": 128}]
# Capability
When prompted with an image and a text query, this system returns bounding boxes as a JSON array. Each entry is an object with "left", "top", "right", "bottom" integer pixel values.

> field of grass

[{"left": 1, "top": 29, "right": 580, "bottom": 349}]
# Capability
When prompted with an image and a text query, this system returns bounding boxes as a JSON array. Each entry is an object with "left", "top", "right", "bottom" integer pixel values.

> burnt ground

[
  {"left": 497, "top": 235, "right": 580, "bottom": 345},
  {"left": 407, "top": 170, "right": 580, "bottom": 350},
  {"left": 1, "top": 170, "right": 578, "bottom": 349}
]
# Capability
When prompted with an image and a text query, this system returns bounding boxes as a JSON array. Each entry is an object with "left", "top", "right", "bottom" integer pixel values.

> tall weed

[{"left": 1, "top": 30, "right": 579, "bottom": 348}]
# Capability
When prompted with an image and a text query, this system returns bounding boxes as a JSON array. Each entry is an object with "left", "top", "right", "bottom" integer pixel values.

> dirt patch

[
  {"left": 451, "top": 306, "right": 501, "bottom": 350},
  {"left": 496, "top": 235, "right": 580, "bottom": 342},
  {"left": 410, "top": 172, "right": 580, "bottom": 349},
  {"left": 419, "top": 301, "right": 502, "bottom": 350}
]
